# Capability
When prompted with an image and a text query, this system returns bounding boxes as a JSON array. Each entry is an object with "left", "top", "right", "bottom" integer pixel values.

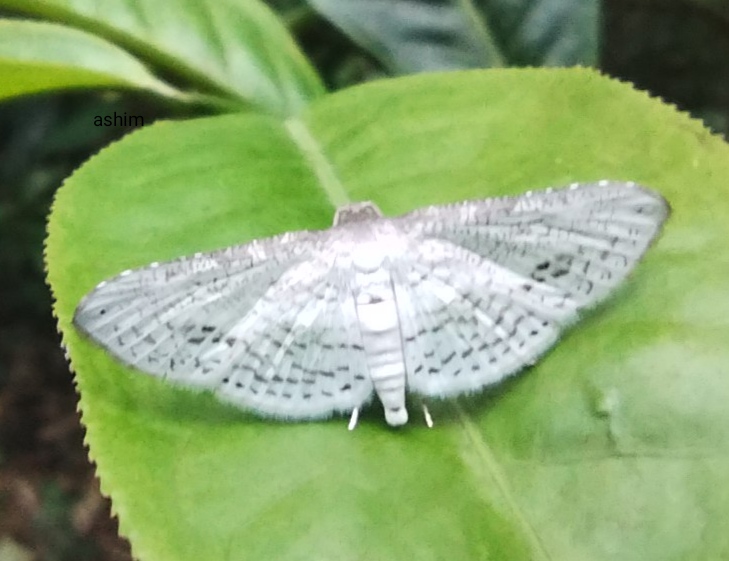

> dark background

[{"left": 1, "top": 2, "right": 727, "bottom": 560}]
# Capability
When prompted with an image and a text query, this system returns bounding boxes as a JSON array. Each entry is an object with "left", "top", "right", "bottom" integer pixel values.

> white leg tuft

[
  {"left": 348, "top": 407, "right": 359, "bottom": 431},
  {"left": 423, "top": 404, "right": 434, "bottom": 428}
]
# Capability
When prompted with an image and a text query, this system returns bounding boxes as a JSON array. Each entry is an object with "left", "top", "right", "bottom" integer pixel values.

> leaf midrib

[{"left": 454, "top": 401, "right": 553, "bottom": 561}]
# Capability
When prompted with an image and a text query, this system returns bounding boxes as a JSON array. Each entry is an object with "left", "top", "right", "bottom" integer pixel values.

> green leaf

[
  {"left": 1, "top": 0, "right": 326, "bottom": 115},
  {"left": 46, "top": 68, "right": 729, "bottom": 561},
  {"left": 306, "top": 0, "right": 599, "bottom": 72},
  {"left": 0, "top": 19, "right": 183, "bottom": 101}
]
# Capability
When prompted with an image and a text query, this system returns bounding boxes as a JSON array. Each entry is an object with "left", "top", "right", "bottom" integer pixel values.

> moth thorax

[{"left": 352, "top": 241, "right": 386, "bottom": 272}]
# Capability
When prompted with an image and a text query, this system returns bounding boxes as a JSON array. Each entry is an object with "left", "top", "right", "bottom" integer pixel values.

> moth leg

[
  {"left": 422, "top": 403, "right": 434, "bottom": 428},
  {"left": 347, "top": 407, "right": 360, "bottom": 431}
]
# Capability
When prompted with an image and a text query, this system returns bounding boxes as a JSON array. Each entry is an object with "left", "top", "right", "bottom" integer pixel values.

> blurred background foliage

[{"left": 0, "top": 1, "right": 727, "bottom": 559}]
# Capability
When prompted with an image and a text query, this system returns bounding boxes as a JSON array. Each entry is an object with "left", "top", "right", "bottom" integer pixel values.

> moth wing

[
  {"left": 391, "top": 238, "right": 575, "bottom": 397},
  {"left": 396, "top": 181, "right": 669, "bottom": 308},
  {"left": 73, "top": 231, "right": 373, "bottom": 419},
  {"left": 390, "top": 181, "right": 668, "bottom": 397}
]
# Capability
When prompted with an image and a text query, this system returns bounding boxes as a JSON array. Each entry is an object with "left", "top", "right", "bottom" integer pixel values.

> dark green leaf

[{"left": 306, "top": 0, "right": 598, "bottom": 72}]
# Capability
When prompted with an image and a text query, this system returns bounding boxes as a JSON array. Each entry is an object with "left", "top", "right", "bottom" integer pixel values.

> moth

[{"left": 73, "top": 181, "right": 669, "bottom": 429}]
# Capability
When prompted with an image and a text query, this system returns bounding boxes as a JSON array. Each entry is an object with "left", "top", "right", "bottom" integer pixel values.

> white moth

[{"left": 73, "top": 181, "right": 669, "bottom": 429}]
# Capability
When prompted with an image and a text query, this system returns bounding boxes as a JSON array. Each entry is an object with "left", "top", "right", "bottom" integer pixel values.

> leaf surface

[
  {"left": 1, "top": 0, "right": 325, "bottom": 114},
  {"left": 0, "top": 19, "right": 182, "bottom": 101},
  {"left": 47, "top": 68, "right": 729, "bottom": 561},
  {"left": 307, "top": 0, "right": 599, "bottom": 72}
]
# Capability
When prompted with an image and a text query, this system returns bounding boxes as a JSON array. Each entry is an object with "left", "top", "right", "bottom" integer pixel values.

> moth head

[{"left": 333, "top": 201, "right": 383, "bottom": 226}]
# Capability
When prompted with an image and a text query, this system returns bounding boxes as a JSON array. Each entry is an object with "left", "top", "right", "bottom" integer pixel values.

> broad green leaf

[
  {"left": 307, "top": 0, "right": 598, "bottom": 72},
  {"left": 1, "top": 0, "right": 326, "bottom": 115},
  {"left": 0, "top": 19, "right": 183, "bottom": 101},
  {"left": 47, "top": 68, "right": 729, "bottom": 561}
]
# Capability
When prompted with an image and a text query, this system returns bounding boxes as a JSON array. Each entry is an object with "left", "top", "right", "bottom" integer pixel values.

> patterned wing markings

[
  {"left": 392, "top": 238, "right": 573, "bottom": 397},
  {"left": 74, "top": 232, "right": 374, "bottom": 419},
  {"left": 73, "top": 181, "right": 670, "bottom": 427},
  {"left": 203, "top": 265, "right": 373, "bottom": 419},
  {"left": 74, "top": 231, "right": 321, "bottom": 376},
  {"left": 397, "top": 181, "right": 669, "bottom": 306}
]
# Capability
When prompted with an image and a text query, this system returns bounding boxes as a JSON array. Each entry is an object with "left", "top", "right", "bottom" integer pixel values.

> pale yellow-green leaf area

[
  {"left": 1, "top": 0, "right": 325, "bottom": 114},
  {"left": 46, "top": 68, "right": 729, "bottom": 561},
  {"left": 0, "top": 19, "right": 182, "bottom": 100}
]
